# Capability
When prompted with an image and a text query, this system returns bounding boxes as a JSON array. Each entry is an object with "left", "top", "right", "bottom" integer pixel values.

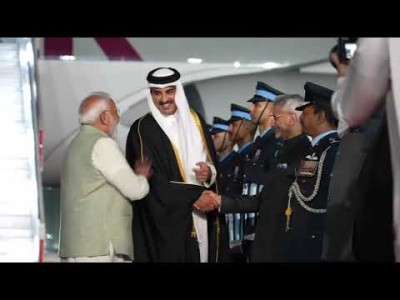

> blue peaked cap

[
  {"left": 295, "top": 81, "right": 334, "bottom": 111},
  {"left": 228, "top": 103, "right": 252, "bottom": 123},
  {"left": 210, "top": 117, "right": 230, "bottom": 134},
  {"left": 247, "top": 81, "right": 284, "bottom": 103}
]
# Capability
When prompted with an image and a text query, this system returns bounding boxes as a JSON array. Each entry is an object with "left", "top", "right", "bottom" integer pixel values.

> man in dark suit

[{"left": 208, "top": 94, "right": 311, "bottom": 262}]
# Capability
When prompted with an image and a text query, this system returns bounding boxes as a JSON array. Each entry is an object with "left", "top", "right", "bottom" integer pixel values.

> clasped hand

[{"left": 193, "top": 190, "right": 221, "bottom": 213}]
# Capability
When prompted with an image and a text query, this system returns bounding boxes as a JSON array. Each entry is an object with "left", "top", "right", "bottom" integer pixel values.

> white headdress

[{"left": 146, "top": 67, "right": 205, "bottom": 184}]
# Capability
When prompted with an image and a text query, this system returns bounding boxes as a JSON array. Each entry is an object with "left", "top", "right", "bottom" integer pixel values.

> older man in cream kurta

[{"left": 59, "top": 92, "right": 150, "bottom": 262}]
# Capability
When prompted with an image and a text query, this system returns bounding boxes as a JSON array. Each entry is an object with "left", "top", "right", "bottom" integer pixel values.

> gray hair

[
  {"left": 274, "top": 94, "right": 304, "bottom": 118},
  {"left": 78, "top": 91, "right": 112, "bottom": 125}
]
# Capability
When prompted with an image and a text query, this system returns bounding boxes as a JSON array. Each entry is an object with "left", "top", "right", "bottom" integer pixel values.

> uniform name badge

[
  {"left": 298, "top": 159, "right": 319, "bottom": 177},
  {"left": 253, "top": 149, "right": 261, "bottom": 161}
]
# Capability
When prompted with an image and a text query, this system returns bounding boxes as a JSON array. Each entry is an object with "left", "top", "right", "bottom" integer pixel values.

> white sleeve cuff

[{"left": 203, "top": 163, "right": 217, "bottom": 188}]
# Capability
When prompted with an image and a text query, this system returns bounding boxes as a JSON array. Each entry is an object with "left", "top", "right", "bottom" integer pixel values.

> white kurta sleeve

[
  {"left": 333, "top": 77, "right": 350, "bottom": 138},
  {"left": 92, "top": 137, "right": 149, "bottom": 201},
  {"left": 331, "top": 38, "right": 390, "bottom": 128}
]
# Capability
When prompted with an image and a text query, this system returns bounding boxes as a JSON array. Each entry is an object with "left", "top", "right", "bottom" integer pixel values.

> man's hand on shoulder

[{"left": 134, "top": 157, "right": 152, "bottom": 179}]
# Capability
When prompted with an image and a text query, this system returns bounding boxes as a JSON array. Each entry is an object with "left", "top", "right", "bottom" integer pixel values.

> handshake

[{"left": 193, "top": 190, "right": 221, "bottom": 213}]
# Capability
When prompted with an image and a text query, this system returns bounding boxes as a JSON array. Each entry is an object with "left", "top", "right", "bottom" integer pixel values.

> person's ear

[
  {"left": 288, "top": 113, "right": 296, "bottom": 126},
  {"left": 316, "top": 110, "right": 325, "bottom": 125},
  {"left": 99, "top": 111, "right": 108, "bottom": 125}
]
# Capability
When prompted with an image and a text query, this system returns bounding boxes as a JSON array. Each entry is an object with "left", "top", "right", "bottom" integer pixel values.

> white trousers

[{"left": 60, "top": 242, "right": 131, "bottom": 263}]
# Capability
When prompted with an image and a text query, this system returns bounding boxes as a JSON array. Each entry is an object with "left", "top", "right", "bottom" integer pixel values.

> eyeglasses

[{"left": 271, "top": 113, "right": 291, "bottom": 121}]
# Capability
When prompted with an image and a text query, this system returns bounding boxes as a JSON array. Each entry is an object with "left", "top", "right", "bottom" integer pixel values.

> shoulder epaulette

[{"left": 329, "top": 137, "right": 340, "bottom": 144}]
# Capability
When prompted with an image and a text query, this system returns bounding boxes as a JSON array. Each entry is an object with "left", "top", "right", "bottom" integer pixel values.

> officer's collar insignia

[{"left": 305, "top": 153, "right": 319, "bottom": 161}]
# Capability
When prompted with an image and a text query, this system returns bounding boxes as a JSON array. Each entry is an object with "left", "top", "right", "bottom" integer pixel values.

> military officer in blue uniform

[
  {"left": 283, "top": 81, "right": 340, "bottom": 261},
  {"left": 209, "top": 116, "right": 237, "bottom": 247},
  {"left": 227, "top": 104, "right": 256, "bottom": 260},
  {"left": 210, "top": 116, "right": 237, "bottom": 195},
  {"left": 247, "top": 81, "right": 284, "bottom": 176},
  {"left": 241, "top": 82, "right": 285, "bottom": 259}
]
